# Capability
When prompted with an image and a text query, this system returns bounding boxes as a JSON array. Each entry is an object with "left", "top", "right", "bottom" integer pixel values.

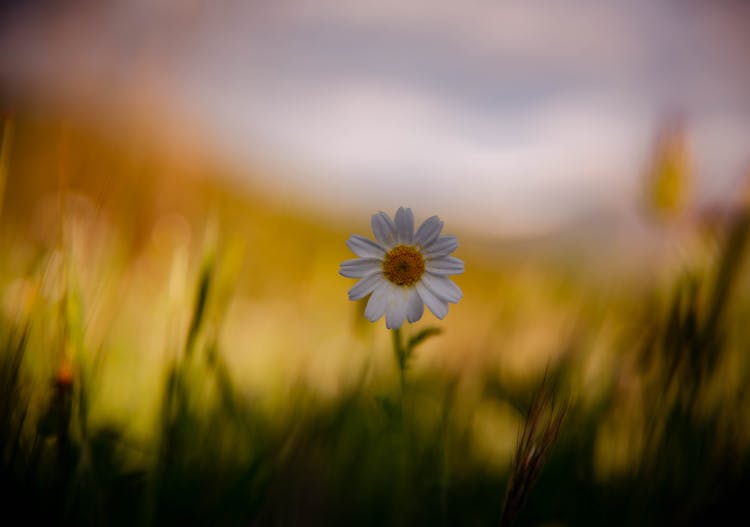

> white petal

[
  {"left": 422, "top": 273, "right": 463, "bottom": 303},
  {"left": 405, "top": 287, "right": 424, "bottom": 323},
  {"left": 371, "top": 212, "right": 397, "bottom": 248},
  {"left": 364, "top": 283, "right": 388, "bottom": 322},
  {"left": 414, "top": 216, "right": 443, "bottom": 247},
  {"left": 339, "top": 258, "right": 381, "bottom": 278},
  {"left": 424, "top": 235, "right": 458, "bottom": 258},
  {"left": 416, "top": 282, "right": 448, "bottom": 319},
  {"left": 348, "top": 273, "right": 383, "bottom": 300},
  {"left": 346, "top": 235, "right": 386, "bottom": 258},
  {"left": 426, "top": 256, "right": 464, "bottom": 276},
  {"left": 385, "top": 285, "right": 409, "bottom": 329},
  {"left": 394, "top": 207, "right": 415, "bottom": 244}
]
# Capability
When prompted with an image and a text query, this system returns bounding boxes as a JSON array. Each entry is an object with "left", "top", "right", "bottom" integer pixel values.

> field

[{"left": 2, "top": 113, "right": 750, "bottom": 526}]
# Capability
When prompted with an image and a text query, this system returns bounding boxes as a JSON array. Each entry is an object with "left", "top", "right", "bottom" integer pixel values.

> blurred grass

[{"left": 1, "top": 110, "right": 750, "bottom": 526}]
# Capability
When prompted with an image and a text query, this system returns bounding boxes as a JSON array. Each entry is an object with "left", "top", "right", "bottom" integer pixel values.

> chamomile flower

[{"left": 340, "top": 207, "right": 464, "bottom": 329}]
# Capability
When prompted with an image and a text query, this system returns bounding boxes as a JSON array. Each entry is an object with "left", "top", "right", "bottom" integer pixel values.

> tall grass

[{"left": 2, "top": 115, "right": 750, "bottom": 525}]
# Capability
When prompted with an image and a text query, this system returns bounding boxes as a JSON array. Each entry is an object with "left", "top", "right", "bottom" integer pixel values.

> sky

[{"left": 2, "top": 0, "right": 750, "bottom": 236}]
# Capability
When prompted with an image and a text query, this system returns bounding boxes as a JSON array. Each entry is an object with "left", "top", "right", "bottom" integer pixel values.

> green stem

[{"left": 392, "top": 328, "right": 406, "bottom": 417}]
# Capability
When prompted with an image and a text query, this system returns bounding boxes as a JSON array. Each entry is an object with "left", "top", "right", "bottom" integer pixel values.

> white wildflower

[{"left": 340, "top": 207, "right": 464, "bottom": 329}]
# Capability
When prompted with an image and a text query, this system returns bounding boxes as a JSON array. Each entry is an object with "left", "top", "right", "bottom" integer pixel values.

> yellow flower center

[{"left": 382, "top": 245, "right": 425, "bottom": 287}]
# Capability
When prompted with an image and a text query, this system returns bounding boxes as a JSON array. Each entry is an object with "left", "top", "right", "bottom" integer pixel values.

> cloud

[{"left": 2, "top": 0, "right": 750, "bottom": 235}]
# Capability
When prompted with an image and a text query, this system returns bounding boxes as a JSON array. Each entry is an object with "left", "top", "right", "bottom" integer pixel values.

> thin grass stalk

[{"left": 500, "top": 375, "right": 568, "bottom": 527}]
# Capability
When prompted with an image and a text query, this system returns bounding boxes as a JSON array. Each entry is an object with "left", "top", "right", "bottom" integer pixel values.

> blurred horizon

[{"left": 2, "top": 0, "right": 750, "bottom": 238}]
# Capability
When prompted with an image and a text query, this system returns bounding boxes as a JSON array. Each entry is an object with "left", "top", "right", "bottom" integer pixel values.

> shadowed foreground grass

[{"left": 2, "top": 117, "right": 750, "bottom": 526}]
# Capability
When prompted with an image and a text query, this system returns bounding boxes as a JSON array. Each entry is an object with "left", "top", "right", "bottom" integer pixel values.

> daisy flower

[{"left": 340, "top": 207, "right": 464, "bottom": 329}]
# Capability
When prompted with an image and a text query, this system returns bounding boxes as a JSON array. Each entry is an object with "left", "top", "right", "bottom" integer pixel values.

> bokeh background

[{"left": 1, "top": 1, "right": 750, "bottom": 525}]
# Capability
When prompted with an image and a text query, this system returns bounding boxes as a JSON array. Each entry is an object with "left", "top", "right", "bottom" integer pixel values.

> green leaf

[{"left": 407, "top": 327, "right": 442, "bottom": 351}]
